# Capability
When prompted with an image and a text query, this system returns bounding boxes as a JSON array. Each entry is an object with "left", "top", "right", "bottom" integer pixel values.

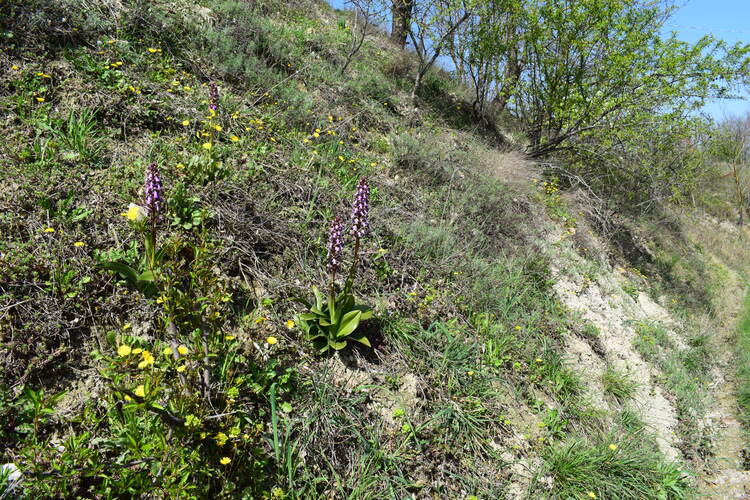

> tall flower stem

[
  {"left": 344, "top": 177, "right": 370, "bottom": 294},
  {"left": 326, "top": 216, "right": 345, "bottom": 298}
]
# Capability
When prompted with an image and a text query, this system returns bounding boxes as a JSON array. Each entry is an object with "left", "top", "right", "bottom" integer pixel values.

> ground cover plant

[{"left": 1, "top": 0, "right": 748, "bottom": 498}]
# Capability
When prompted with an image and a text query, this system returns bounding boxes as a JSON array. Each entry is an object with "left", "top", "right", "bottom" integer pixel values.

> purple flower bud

[
  {"left": 208, "top": 82, "right": 219, "bottom": 112},
  {"left": 326, "top": 216, "right": 345, "bottom": 275},
  {"left": 350, "top": 178, "right": 370, "bottom": 238},
  {"left": 144, "top": 163, "right": 164, "bottom": 222}
]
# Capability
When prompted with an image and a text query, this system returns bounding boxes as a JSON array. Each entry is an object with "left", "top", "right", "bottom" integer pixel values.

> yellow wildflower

[
  {"left": 220, "top": 457, "right": 231, "bottom": 465},
  {"left": 123, "top": 322, "right": 131, "bottom": 330},
  {"left": 312, "top": 132, "right": 320, "bottom": 138},
  {"left": 609, "top": 444, "right": 617, "bottom": 451},
  {"left": 137, "top": 350, "right": 155, "bottom": 369},
  {"left": 182, "top": 120, "right": 190, "bottom": 126},
  {"left": 176, "top": 365, "right": 187, "bottom": 373},
  {"left": 162, "top": 347, "right": 173, "bottom": 356},
  {"left": 225, "top": 335, "right": 236, "bottom": 341},
  {"left": 202, "top": 142, "right": 212, "bottom": 150},
  {"left": 134, "top": 385, "right": 145, "bottom": 398},
  {"left": 73, "top": 241, "right": 85, "bottom": 247},
  {"left": 230, "top": 135, "right": 239, "bottom": 142},
  {"left": 117, "top": 345, "right": 132, "bottom": 357},
  {"left": 36, "top": 97, "right": 45, "bottom": 102},
  {"left": 177, "top": 345, "right": 189, "bottom": 355},
  {"left": 285, "top": 320, "right": 296, "bottom": 330},
  {"left": 132, "top": 348, "right": 142, "bottom": 355},
  {"left": 36, "top": 72, "right": 51, "bottom": 78},
  {"left": 588, "top": 493, "right": 596, "bottom": 499},
  {"left": 43, "top": 227, "right": 55, "bottom": 233},
  {"left": 215, "top": 432, "right": 228, "bottom": 446},
  {"left": 535, "top": 358, "right": 543, "bottom": 363},
  {"left": 121, "top": 203, "right": 146, "bottom": 222},
  {"left": 11, "top": 65, "right": 19, "bottom": 70},
  {"left": 266, "top": 336, "right": 278, "bottom": 345}
]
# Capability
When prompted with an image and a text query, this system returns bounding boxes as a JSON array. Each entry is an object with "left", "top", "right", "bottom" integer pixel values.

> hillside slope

[{"left": 1, "top": 1, "right": 748, "bottom": 498}]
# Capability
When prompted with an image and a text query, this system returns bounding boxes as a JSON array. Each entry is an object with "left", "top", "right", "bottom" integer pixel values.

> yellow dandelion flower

[
  {"left": 266, "top": 336, "right": 278, "bottom": 345},
  {"left": 139, "top": 351, "right": 154, "bottom": 367},
  {"left": 123, "top": 322, "right": 131, "bottom": 330},
  {"left": 176, "top": 365, "right": 187, "bottom": 373},
  {"left": 177, "top": 345, "right": 188, "bottom": 355},
  {"left": 36, "top": 72, "right": 51, "bottom": 78},
  {"left": 514, "top": 325, "right": 522, "bottom": 331},
  {"left": 230, "top": 135, "right": 239, "bottom": 142},
  {"left": 609, "top": 444, "right": 617, "bottom": 451},
  {"left": 220, "top": 457, "right": 231, "bottom": 465},
  {"left": 147, "top": 47, "right": 159, "bottom": 53},
  {"left": 11, "top": 65, "right": 19, "bottom": 70},
  {"left": 122, "top": 203, "right": 146, "bottom": 222},
  {"left": 312, "top": 132, "right": 319, "bottom": 138},
  {"left": 43, "top": 227, "right": 55, "bottom": 233},
  {"left": 131, "top": 348, "right": 142, "bottom": 355},
  {"left": 73, "top": 241, "right": 85, "bottom": 247},
  {"left": 182, "top": 120, "right": 190, "bottom": 126},
  {"left": 202, "top": 142, "right": 212, "bottom": 150},
  {"left": 535, "top": 358, "right": 543, "bottom": 363},
  {"left": 134, "top": 385, "right": 145, "bottom": 398},
  {"left": 588, "top": 493, "right": 596, "bottom": 499},
  {"left": 118, "top": 345, "right": 132, "bottom": 357},
  {"left": 162, "top": 347, "right": 173, "bottom": 356},
  {"left": 214, "top": 124, "right": 222, "bottom": 131},
  {"left": 36, "top": 97, "right": 45, "bottom": 103},
  {"left": 124, "top": 395, "right": 132, "bottom": 402},
  {"left": 176, "top": 163, "right": 185, "bottom": 169},
  {"left": 467, "top": 370, "right": 475, "bottom": 376},
  {"left": 285, "top": 320, "right": 296, "bottom": 329}
]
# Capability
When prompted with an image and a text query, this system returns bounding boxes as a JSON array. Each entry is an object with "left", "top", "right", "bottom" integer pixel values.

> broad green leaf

[
  {"left": 100, "top": 261, "right": 139, "bottom": 285},
  {"left": 329, "top": 340, "right": 348, "bottom": 350},
  {"left": 336, "top": 310, "right": 362, "bottom": 338}
]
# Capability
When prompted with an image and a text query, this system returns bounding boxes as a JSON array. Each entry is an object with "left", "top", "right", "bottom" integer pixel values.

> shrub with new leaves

[{"left": 298, "top": 178, "right": 374, "bottom": 353}]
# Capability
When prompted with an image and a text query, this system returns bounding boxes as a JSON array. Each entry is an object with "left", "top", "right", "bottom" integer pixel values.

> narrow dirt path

[{"left": 699, "top": 268, "right": 750, "bottom": 498}]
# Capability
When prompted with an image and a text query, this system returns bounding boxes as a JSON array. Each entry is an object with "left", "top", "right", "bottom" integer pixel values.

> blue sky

[
  {"left": 328, "top": 0, "right": 750, "bottom": 120},
  {"left": 666, "top": 1, "right": 750, "bottom": 119}
]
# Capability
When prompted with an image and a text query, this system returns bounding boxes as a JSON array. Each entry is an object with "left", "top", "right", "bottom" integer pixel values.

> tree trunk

[{"left": 391, "top": 0, "right": 413, "bottom": 49}]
